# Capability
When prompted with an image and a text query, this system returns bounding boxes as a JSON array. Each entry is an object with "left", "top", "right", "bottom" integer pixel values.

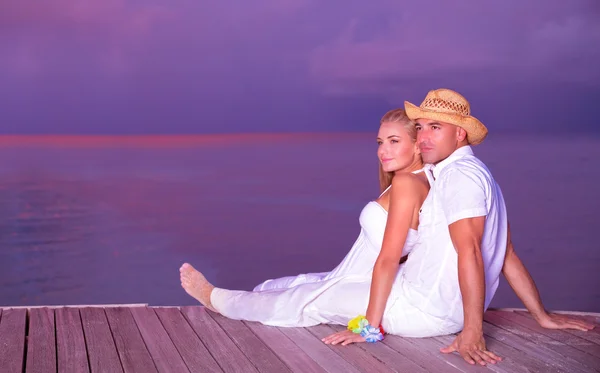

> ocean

[{"left": 1, "top": 133, "right": 598, "bottom": 313}]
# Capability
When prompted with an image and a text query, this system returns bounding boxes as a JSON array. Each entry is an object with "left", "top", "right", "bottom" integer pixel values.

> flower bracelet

[{"left": 347, "top": 315, "right": 385, "bottom": 343}]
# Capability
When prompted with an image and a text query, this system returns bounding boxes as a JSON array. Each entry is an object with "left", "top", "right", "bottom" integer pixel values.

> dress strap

[
  {"left": 378, "top": 168, "right": 424, "bottom": 198},
  {"left": 378, "top": 184, "right": 391, "bottom": 198}
]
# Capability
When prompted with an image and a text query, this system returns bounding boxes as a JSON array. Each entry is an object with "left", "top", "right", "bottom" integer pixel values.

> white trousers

[{"left": 211, "top": 275, "right": 461, "bottom": 338}]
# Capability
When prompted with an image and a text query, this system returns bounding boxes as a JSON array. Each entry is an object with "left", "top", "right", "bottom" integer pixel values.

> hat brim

[{"left": 404, "top": 101, "right": 488, "bottom": 145}]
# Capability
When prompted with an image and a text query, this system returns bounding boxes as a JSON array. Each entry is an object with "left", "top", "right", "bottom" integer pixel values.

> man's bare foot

[{"left": 180, "top": 263, "right": 217, "bottom": 312}]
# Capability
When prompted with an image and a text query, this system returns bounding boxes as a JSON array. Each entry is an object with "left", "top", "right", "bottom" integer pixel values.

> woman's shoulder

[
  {"left": 391, "top": 171, "right": 425, "bottom": 188},
  {"left": 390, "top": 171, "right": 429, "bottom": 199}
]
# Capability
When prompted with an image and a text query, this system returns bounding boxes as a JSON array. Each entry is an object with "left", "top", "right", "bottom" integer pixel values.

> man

[{"left": 403, "top": 88, "right": 594, "bottom": 366}]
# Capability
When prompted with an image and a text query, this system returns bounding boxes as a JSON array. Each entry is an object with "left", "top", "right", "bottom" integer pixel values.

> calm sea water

[{"left": 1, "top": 133, "right": 598, "bottom": 312}]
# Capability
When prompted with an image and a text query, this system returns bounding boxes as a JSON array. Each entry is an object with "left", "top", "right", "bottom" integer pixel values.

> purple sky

[{"left": 1, "top": 0, "right": 599, "bottom": 134}]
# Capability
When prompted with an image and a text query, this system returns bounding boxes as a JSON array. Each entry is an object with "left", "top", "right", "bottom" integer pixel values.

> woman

[
  {"left": 180, "top": 108, "right": 434, "bottom": 336},
  {"left": 252, "top": 108, "right": 423, "bottom": 292}
]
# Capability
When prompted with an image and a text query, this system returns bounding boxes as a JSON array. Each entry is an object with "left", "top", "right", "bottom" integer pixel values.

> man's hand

[
  {"left": 440, "top": 328, "right": 502, "bottom": 366},
  {"left": 537, "top": 313, "right": 596, "bottom": 331},
  {"left": 321, "top": 330, "right": 366, "bottom": 346}
]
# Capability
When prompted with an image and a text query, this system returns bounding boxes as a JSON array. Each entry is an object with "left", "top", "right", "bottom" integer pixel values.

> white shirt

[{"left": 400, "top": 146, "right": 508, "bottom": 327}]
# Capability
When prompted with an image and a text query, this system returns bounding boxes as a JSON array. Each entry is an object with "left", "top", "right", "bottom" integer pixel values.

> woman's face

[{"left": 377, "top": 121, "right": 419, "bottom": 173}]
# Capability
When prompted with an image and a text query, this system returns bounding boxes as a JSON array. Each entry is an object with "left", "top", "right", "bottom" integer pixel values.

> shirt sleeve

[{"left": 439, "top": 168, "right": 488, "bottom": 224}]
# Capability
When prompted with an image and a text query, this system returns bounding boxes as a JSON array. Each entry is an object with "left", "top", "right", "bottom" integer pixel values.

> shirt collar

[{"left": 426, "top": 145, "right": 474, "bottom": 180}]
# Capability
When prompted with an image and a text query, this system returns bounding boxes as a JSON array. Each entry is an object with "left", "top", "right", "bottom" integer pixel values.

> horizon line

[
  {"left": 0, "top": 132, "right": 374, "bottom": 148},
  {"left": 0, "top": 130, "right": 594, "bottom": 148}
]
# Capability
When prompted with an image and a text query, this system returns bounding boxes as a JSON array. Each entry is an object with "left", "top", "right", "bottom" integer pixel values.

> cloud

[
  {"left": 306, "top": 1, "right": 600, "bottom": 95},
  {"left": 0, "top": 0, "right": 174, "bottom": 75},
  {"left": 1, "top": 0, "right": 599, "bottom": 134},
  {"left": 527, "top": 14, "right": 600, "bottom": 83}
]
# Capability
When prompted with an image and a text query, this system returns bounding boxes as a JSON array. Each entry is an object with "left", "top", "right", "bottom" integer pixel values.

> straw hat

[{"left": 404, "top": 88, "right": 488, "bottom": 145}]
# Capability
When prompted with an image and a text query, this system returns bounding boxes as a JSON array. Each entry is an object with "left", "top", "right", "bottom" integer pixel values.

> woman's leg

[
  {"left": 211, "top": 276, "right": 372, "bottom": 327},
  {"left": 181, "top": 262, "right": 449, "bottom": 337},
  {"left": 252, "top": 271, "right": 330, "bottom": 291}
]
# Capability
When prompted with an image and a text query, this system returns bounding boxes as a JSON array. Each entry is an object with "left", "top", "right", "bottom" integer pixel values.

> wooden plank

[
  {"left": 181, "top": 306, "right": 259, "bottom": 373},
  {"left": 26, "top": 307, "right": 57, "bottom": 373},
  {"left": 154, "top": 308, "right": 223, "bottom": 373},
  {"left": 566, "top": 328, "right": 600, "bottom": 346},
  {"left": 490, "top": 310, "right": 600, "bottom": 359},
  {"left": 105, "top": 307, "right": 158, "bottom": 373},
  {"left": 328, "top": 324, "right": 430, "bottom": 373},
  {"left": 380, "top": 334, "right": 466, "bottom": 372},
  {"left": 516, "top": 311, "right": 600, "bottom": 346},
  {"left": 278, "top": 325, "right": 363, "bottom": 373},
  {"left": 401, "top": 334, "right": 489, "bottom": 373},
  {"left": 434, "top": 333, "right": 558, "bottom": 373},
  {"left": 565, "top": 314, "right": 600, "bottom": 327},
  {"left": 486, "top": 311, "right": 600, "bottom": 372},
  {"left": 0, "top": 308, "right": 26, "bottom": 373},
  {"left": 244, "top": 321, "right": 327, "bottom": 373},
  {"left": 208, "top": 312, "right": 291, "bottom": 373},
  {"left": 80, "top": 308, "right": 124, "bottom": 373},
  {"left": 515, "top": 310, "right": 600, "bottom": 332},
  {"left": 56, "top": 307, "right": 90, "bottom": 373},
  {"left": 130, "top": 307, "right": 190, "bottom": 373},
  {"left": 1, "top": 304, "right": 148, "bottom": 310},
  {"left": 482, "top": 320, "right": 590, "bottom": 373},
  {"left": 305, "top": 324, "right": 394, "bottom": 373}
]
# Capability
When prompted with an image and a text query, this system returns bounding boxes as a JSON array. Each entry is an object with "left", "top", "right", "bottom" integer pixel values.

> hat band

[{"left": 420, "top": 98, "right": 470, "bottom": 116}]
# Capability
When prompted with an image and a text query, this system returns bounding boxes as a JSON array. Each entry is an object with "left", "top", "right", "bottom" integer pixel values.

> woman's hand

[{"left": 321, "top": 330, "right": 366, "bottom": 346}]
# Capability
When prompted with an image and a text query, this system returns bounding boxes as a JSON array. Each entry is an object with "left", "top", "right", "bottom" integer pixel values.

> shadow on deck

[{"left": 0, "top": 305, "right": 598, "bottom": 372}]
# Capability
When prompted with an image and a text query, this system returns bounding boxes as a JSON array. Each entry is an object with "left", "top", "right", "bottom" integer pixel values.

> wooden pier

[{"left": 0, "top": 305, "right": 598, "bottom": 372}]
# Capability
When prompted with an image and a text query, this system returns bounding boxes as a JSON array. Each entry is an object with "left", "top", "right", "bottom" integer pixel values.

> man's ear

[{"left": 456, "top": 127, "right": 468, "bottom": 142}]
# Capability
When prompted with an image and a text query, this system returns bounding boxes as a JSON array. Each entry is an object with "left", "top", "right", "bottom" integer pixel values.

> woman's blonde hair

[{"left": 378, "top": 109, "right": 418, "bottom": 192}]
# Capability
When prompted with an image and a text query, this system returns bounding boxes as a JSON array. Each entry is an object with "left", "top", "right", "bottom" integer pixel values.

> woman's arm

[{"left": 365, "top": 173, "right": 421, "bottom": 327}]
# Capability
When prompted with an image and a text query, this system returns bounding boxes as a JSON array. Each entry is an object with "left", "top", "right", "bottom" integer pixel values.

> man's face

[{"left": 415, "top": 119, "right": 463, "bottom": 164}]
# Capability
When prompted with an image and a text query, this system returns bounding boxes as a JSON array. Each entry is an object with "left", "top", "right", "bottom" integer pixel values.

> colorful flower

[
  {"left": 360, "top": 325, "right": 384, "bottom": 343},
  {"left": 347, "top": 315, "right": 367, "bottom": 333}
]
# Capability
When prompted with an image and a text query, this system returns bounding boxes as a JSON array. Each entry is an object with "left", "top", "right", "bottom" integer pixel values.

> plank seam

[
  {"left": 482, "top": 320, "right": 588, "bottom": 373},
  {"left": 487, "top": 312, "right": 600, "bottom": 371},
  {"left": 304, "top": 325, "right": 382, "bottom": 373},
  {"left": 398, "top": 333, "right": 472, "bottom": 373},
  {"left": 128, "top": 307, "right": 161, "bottom": 373},
  {"left": 104, "top": 308, "right": 126, "bottom": 372},
  {"left": 242, "top": 320, "right": 306, "bottom": 373},
  {"left": 78, "top": 308, "right": 93, "bottom": 373},
  {"left": 22, "top": 309, "right": 29, "bottom": 373},
  {"left": 151, "top": 307, "right": 193, "bottom": 373},
  {"left": 205, "top": 310, "right": 275, "bottom": 373},
  {"left": 54, "top": 308, "right": 59, "bottom": 373},
  {"left": 179, "top": 308, "right": 227, "bottom": 373}
]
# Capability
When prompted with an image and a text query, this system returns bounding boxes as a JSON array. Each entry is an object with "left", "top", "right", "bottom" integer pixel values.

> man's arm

[
  {"left": 503, "top": 223, "right": 595, "bottom": 331},
  {"left": 449, "top": 216, "right": 486, "bottom": 338},
  {"left": 502, "top": 222, "right": 546, "bottom": 319},
  {"left": 437, "top": 168, "right": 500, "bottom": 366},
  {"left": 440, "top": 216, "right": 503, "bottom": 366}
]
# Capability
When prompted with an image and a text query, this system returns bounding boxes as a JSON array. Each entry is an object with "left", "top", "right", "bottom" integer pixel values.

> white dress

[
  {"left": 252, "top": 197, "right": 419, "bottom": 292},
  {"left": 210, "top": 169, "right": 451, "bottom": 337}
]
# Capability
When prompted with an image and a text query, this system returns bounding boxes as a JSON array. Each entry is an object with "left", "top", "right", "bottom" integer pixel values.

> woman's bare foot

[{"left": 180, "top": 263, "right": 217, "bottom": 312}]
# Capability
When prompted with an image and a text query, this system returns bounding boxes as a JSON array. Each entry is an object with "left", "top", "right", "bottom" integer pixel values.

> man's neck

[
  {"left": 433, "top": 144, "right": 470, "bottom": 166},
  {"left": 429, "top": 145, "right": 474, "bottom": 179}
]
